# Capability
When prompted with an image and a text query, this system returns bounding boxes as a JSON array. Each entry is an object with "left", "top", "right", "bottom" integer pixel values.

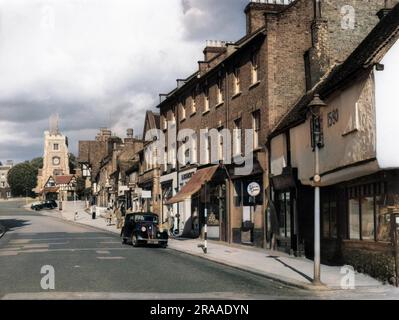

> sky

[{"left": 0, "top": 0, "right": 248, "bottom": 163}]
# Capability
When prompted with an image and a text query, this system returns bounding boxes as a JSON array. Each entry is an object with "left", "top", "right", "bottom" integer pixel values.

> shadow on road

[{"left": 0, "top": 219, "right": 31, "bottom": 232}]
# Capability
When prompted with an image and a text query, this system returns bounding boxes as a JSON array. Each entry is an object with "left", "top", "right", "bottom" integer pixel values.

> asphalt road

[{"left": 0, "top": 200, "right": 397, "bottom": 300}]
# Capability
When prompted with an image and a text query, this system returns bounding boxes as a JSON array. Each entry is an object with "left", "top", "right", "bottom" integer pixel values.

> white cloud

[{"left": 0, "top": 0, "right": 246, "bottom": 163}]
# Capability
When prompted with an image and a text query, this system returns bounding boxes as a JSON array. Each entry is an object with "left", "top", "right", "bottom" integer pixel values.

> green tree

[
  {"left": 30, "top": 157, "right": 43, "bottom": 171},
  {"left": 7, "top": 162, "right": 37, "bottom": 197},
  {"left": 69, "top": 153, "right": 77, "bottom": 174}
]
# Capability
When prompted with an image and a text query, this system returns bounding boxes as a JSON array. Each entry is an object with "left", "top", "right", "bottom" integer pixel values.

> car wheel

[
  {"left": 131, "top": 235, "right": 139, "bottom": 247},
  {"left": 160, "top": 243, "right": 168, "bottom": 249}
]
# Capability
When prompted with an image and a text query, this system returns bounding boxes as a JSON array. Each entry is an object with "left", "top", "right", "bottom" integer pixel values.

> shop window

[
  {"left": 278, "top": 192, "right": 291, "bottom": 238},
  {"left": 361, "top": 197, "right": 375, "bottom": 240},
  {"left": 322, "top": 192, "right": 338, "bottom": 239},
  {"left": 349, "top": 198, "right": 360, "bottom": 240},
  {"left": 376, "top": 195, "right": 391, "bottom": 242},
  {"left": 347, "top": 182, "right": 386, "bottom": 241}
]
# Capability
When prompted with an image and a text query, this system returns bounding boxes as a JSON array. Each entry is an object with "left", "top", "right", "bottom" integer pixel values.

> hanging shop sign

[{"left": 247, "top": 182, "right": 261, "bottom": 197}]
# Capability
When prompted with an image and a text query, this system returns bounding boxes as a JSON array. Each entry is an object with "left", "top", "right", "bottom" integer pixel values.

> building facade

[
  {"left": 152, "top": 0, "right": 396, "bottom": 249},
  {"left": 269, "top": 4, "right": 399, "bottom": 282},
  {"left": 0, "top": 161, "right": 13, "bottom": 199}
]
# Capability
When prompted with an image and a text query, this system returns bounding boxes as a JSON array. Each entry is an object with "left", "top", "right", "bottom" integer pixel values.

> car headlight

[{"left": 141, "top": 226, "right": 147, "bottom": 232}]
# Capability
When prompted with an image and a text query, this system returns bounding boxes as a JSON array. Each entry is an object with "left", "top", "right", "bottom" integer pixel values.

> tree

[
  {"left": 69, "top": 153, "right": 77, "bottom": 174},
  {"left": 7, "top": 162, "right": 37, "bottom": 197},
  {"left": 30, "top": 157, "right": 43, "bottom": 171}
]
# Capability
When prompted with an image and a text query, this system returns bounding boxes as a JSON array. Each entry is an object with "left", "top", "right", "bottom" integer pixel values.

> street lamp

[{"left": 308, "top": 93, "right": 327, "bottom": 286}]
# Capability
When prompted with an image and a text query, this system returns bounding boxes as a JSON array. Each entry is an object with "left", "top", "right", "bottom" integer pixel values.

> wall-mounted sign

[
  {"left": 247, "top": 182, "right": 261, "bottom": 197},
  {"left": 141, "top": 190, "right": 152, "bottom": 199}
]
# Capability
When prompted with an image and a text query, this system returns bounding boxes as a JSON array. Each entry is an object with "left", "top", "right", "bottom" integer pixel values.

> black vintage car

[
  {"left": 121, "top": 213, "right": 168, "bottom": 248},
  {"left": 31, "top": 200, "right": 58, "bottom": 211}
]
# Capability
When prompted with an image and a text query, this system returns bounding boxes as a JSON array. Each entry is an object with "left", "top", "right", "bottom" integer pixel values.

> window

[
  {"left": 251, "top": 51, "right": 260, "bottom": 84},
  {"left": 53, "top": 143, "right": 59, "bottom": 151},
  {"left": 233, "top": 118, "right": 242, "bottom": 156},
  {"left": 161, "top": 115, "right": 167, "bottom": 130},
  {"left": 348, "top": 183, "right": 386, "bottom": 241},
  {"left": 204, "top": 87, "right": 210, "bottom": 113},
  {"left": 217, "top": 77, "right": 224, "bottom": 105},
  {"left": 233, "top": 67, "right": 240, "bottom": 95},
  {"left": 322, "top": 191, "right": 338, "bottom": 239},
  {"left": 180, "top": 101, "right": 186, "bottom": 120},
  {"left": 218, "top": 126, "right": 224, "bottom": 161},
  {"left": 278, "top": 192, "right": 291, "bottom": 238},
  {"left": 191, "top": 91, "right": 196, "bottom": 114},
  {"left": 252, "top": 110, "right": 261, "bottom": 149}
]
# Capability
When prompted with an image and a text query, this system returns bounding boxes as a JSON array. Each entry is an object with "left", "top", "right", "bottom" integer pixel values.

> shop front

[{"left": 165, "top": 165, "right": 228, "bottom": 240}]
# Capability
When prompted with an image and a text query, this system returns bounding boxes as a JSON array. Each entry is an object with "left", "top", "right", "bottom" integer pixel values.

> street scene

[{"left": 1, "top": 0, "right": 399, "bottom": 303}]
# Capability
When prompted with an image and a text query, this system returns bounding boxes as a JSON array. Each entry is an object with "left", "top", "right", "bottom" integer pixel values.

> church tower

[{"left": 35, "top": 114, "right": 70, "bottom": 193}]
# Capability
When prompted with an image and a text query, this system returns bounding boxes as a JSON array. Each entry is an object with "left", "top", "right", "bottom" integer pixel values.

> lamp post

[{"left": 308, "top": 94, "right": 327, "bottom": 286}]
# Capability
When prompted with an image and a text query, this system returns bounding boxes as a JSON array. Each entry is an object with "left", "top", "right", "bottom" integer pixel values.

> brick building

[
  {"left": 152, "top": 0, "right": 397, "bottom": 249},
  {"left": 269, "top": 3, "right": 399, "bottom": 282}
]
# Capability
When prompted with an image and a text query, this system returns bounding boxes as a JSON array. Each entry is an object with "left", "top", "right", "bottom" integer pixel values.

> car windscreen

[{"left": 134, "top": 215, "right": 158, "bottom": 224}]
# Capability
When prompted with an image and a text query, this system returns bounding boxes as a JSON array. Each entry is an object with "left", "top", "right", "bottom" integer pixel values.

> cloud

[{"left": 0, "top": 0, "right": 247, "bottom": 163}]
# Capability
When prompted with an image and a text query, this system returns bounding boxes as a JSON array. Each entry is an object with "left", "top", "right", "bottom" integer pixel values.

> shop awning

[{"left": 165, "top": 165, "right": 219, "bottom": 205}]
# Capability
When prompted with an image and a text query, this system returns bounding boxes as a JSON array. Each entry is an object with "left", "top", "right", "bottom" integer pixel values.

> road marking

[
  {"left": 6, "top": 237, "right": 115, "bottom": 242},
  {"left": 96, "top": 256, "right": 125, "bottom": 260},
  {"left": 96, "top": 250, "right": 110, "bottom": 254},
  {"left": 0, "top": 251, "right": 19, "bottom": 256}
]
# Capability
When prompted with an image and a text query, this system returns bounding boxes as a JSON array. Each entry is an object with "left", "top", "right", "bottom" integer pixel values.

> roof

[
  {"left": 165, "top": 165, "right": 219, "bottom": 205},
  {"left": 271, "top": 4, "right": 399, "bottom": 136},
  {"left": 156, "top": 27, "right": 266, "bottom": 110},
  {"left": 54, "top": 175, "right": 74, "bottom": 185},
  {"left": 41, "top": 186, "right": 59, "bottom": 194}
]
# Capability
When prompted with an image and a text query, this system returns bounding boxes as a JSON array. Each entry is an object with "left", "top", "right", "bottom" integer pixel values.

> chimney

[
  {"left": 244, "top": 0, "right": 291, "bottom": 35},
  {"left": 125, "top": 128, "right": 134, "bottom": 144},
  {"left": 305, "top": 0, "right": 330, "bottom": 88},
  {"left": 203, "top": 40, "right": 228, "bottom": 62},
  {"left": 127, "top": 128, "right": 134, "bottom": 138},
  {"left": 377, "top": 0, "right": 398, "bottom": 19}
]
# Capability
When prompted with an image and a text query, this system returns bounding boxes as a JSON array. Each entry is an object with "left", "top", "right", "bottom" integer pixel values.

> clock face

[{"left": 53, "top": 157, "right": 60, "bottom": 166}]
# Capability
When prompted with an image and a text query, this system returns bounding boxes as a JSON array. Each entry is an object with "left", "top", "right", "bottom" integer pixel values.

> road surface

[{"left": 0, "top": 200, "right": 397, "bottom": 300}]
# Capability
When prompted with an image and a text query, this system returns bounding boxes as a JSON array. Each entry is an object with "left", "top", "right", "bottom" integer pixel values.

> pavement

[{"left": 29, "top": 200, "right": 397, "bottom": 292}]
